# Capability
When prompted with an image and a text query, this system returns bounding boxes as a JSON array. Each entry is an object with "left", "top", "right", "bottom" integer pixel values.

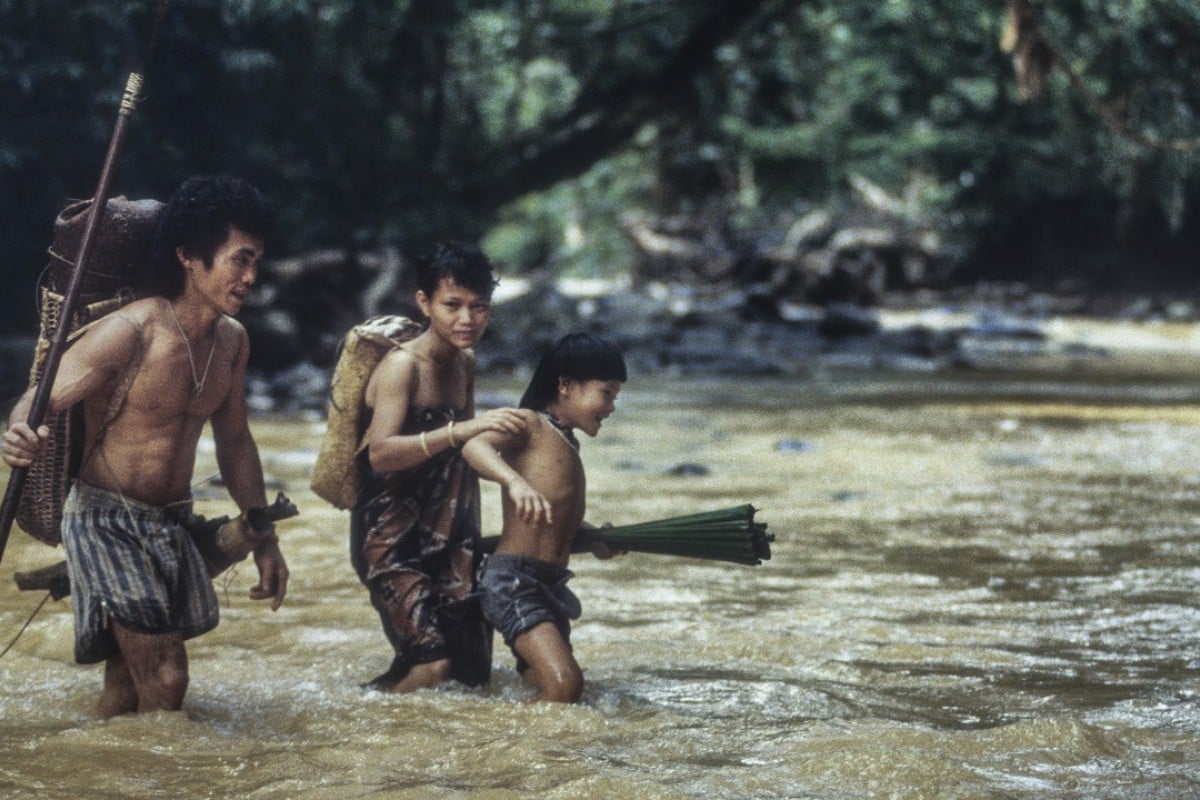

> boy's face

[
  {"left": 417, "top": 278, "right": 492, "bottom": 349},
  {"left": 560, "top": 378, "right": 622, "bottom": 438}
]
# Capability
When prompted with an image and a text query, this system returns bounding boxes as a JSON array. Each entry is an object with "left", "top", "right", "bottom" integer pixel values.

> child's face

[
  {"left": 559, "top": 378, "right": 622, "bottom": 437},
  {"left": 417, "top": 278, "right": 492, "bottom": 349}
]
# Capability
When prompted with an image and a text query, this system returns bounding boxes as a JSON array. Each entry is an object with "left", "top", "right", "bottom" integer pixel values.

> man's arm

[
  {"left": 2, "top": 316, "right": 139, "bottom": 467},
  {"left": 210, "top": 324, "right": 267, "bottom": 511},
  {"left": 462, "top": 420, "right": 552, "bottom": 525},
  {"left": 209, "top": 322, "right": 288, "bottom": 609}
]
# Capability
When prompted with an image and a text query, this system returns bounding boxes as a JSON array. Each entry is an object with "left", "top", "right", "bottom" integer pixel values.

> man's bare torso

[
  {"left": 78, "top": 298, "right": 241, "bottom": 507},
  {"left": 492, "top": 413, "right": 585, "bottom": 566}
]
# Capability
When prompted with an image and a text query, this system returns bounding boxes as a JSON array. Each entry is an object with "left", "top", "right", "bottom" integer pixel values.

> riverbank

[{"left": 5, "top": 283, "right": 1200, "bottom": 416}]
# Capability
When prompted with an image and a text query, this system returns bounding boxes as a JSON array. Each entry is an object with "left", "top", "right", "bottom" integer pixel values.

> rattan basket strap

[{"left": 77, "top": 314, "right": 145, "bottom": 475}]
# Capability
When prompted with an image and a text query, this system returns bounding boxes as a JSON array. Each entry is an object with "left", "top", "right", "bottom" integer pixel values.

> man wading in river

[{"left": 1, "top": 176, "right": 289, "bottom": 716}]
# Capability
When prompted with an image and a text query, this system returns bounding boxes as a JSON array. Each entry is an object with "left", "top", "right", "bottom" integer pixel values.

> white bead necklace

[{"left": 166, "top": 301, "right": 218, "bottom": 396}]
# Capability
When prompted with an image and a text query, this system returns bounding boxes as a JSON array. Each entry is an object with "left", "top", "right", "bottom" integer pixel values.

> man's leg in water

[{"left": 100, "top": 623, "right": 188, "bottom": 715}]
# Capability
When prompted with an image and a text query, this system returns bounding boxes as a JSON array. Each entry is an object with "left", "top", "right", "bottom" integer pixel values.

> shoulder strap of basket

[{"left": 77, "top": 314, "right": 145, "bottom": 472}]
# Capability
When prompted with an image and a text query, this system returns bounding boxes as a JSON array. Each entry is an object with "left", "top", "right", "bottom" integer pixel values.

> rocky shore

[
  {"left": 4, "top": 270, "right": 1200, "bottom": 419},
  {"left": 241, "top": 274, "right": 1200, "bottom": 415}
]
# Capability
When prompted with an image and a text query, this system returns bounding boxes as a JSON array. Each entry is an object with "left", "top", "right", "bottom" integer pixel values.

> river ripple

[{"left": 1, "top": 373, "right": 1198, "bottom": 799}]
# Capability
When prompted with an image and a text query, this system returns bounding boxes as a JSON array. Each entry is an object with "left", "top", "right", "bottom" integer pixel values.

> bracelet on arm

[
  {"left": 419, "top": 430, "right": 432, "bottom": 458},
  {"left": 447, "top": 419, "right": 458, "bottom": 448}
]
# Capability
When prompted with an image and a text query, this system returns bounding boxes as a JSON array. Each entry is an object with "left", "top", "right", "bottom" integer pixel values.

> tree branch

[{"left": 465, "top": 0, "right": 783, "bottom": 210}]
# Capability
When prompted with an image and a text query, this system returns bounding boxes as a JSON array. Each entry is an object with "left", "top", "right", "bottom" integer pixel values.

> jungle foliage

[{"left": 2, "top": 0, "right": 1198, "bottom": 331}]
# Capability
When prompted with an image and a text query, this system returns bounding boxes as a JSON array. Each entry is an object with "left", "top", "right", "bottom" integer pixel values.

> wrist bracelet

[
  {"left": 419, "top": 430, "right": 432, "bottom": 458},
  {"left": 447, "top": 419, "right": 458, "bottom": 448}
]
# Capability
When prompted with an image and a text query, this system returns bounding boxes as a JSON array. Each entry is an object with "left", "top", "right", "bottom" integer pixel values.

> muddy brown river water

[{"left": 1, "top": 365, "right": 1198, "bottom": 799}]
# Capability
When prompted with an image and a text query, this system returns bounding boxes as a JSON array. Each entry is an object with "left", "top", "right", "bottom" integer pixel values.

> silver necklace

[{"left": 166, "top": 302, "right": 217, "bottom": 396}]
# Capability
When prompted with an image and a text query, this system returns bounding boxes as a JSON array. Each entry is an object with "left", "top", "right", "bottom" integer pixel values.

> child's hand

[
  {"left": 590, "top": 540, "right": 627, "bottom": 560},
  {"left": 505, "top": 476, "right": 553, "bottom": 525},
  {"left": 592, "top": 523, "right": 627, "bottom": 559}
]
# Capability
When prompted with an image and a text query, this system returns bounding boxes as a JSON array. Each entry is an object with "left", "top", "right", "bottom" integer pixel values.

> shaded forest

[{"left": 2, "top": 0, "right": 1199, "bottom": 336}]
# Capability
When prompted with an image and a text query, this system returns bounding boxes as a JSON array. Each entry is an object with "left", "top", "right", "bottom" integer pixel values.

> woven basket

[
  {"left": 14, "top": 196, "right": 161, "bottom": 545},
  {"left": 310, "top": 315, "right": 424, "bottom": 509},
  {"left": 16, "top": 290, "right": 119, "bottom": 544}
]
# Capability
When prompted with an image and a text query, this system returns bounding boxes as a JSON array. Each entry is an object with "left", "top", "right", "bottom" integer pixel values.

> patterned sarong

[
  {"left": 61, "top": 480, "right": 219, "bottom": 664},
  {"left": 350, "top": 406, "right": 491, "bottom": 687}
]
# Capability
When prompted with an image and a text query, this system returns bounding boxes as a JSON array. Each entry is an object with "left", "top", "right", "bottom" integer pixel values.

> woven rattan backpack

[
  {"left": 16, "top": 196, "right": 162, "bottom": 545},
  {"left": 310, "top": 315, "right": 424, "bottom": 509}
]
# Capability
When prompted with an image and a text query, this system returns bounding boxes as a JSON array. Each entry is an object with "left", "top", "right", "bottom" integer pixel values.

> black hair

[
  {"left": 519, "top": 333, "right": 627, "bottom": 411},
  {"left": 145, "top": 175, "right": 276, "bottom": 298},
  {"left": 415, "top": 241, "right": 498, "bottom": 300}
]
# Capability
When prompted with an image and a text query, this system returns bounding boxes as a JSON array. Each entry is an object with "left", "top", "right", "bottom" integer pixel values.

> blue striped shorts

[{"left": 62, "top": 481, "right": 219, "bottom": 664}]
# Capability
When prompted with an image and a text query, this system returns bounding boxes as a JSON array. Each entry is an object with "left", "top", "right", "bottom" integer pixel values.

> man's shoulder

[
  {"left": 215, "top": 313, "right": 247, "bottom": 339},
  {"left": 102, "top": 296, "right": 159, "bottom": 327}
]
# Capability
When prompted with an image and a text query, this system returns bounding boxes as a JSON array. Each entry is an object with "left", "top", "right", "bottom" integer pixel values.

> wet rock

[
  {"left": 268, "top": 361, "right": 329, "bottom": 413},
  {"left": 776, "top": 439, "right": 816, "bottom": 453},
  {"left": 665, "top": 462, "right": 710, "bottom": 477},
  {"left": 818, "top": 303, "right": 880, "bottom": 338},
  {"left": 969, "top": 312, "right": 1046, "bottom": 340},
  {"left": 882, "top": 325, "right": 959, "bottom": 359},
  {"left": 244, "top": 308, "right": 306, "bottom": 370}
]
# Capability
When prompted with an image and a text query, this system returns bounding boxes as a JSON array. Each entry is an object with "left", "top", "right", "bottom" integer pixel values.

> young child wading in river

[{"left": 463, "top": 332, "right": 626, "bottom": 703}]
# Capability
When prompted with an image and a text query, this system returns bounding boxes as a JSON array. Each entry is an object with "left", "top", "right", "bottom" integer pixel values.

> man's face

[{"left": 188, "top": 226, "right": 264, "bottom": 316}]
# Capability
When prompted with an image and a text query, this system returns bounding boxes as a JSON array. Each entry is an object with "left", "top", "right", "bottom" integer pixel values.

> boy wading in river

[{"left": 463, "top": 333, "right": 626, "bottom": 703}]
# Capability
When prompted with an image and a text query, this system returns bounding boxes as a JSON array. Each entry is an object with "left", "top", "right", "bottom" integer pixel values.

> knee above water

[
  {"left": 543, "top": 666, "right": 583, "bottom": 703},
  {"left": 153, "top": 662, "right": 189, "bottom": 699}
]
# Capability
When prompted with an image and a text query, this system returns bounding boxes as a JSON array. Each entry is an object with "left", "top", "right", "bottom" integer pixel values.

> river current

[{"left": 1, "top": 367, "right": 1198, "bottom": 799}]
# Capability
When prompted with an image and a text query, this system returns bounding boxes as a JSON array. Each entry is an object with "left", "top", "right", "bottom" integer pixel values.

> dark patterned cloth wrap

[{"left": 350, "top": 406, "right": 491, "bottom": 687}]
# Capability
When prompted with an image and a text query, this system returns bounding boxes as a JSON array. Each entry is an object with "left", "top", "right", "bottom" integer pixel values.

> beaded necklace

[{"left": 539, "top": 411, "right": 579, "bottom": 452}]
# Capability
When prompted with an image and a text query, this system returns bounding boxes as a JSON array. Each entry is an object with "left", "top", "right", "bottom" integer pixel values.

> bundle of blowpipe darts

[{"left": 482, "top": 505, "right": 773, "bottom": 566}]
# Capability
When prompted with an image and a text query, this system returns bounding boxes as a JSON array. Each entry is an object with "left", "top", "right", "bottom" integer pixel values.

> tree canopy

[{"left": 2, "top": 0, "right": 1198, "bottom": 332}]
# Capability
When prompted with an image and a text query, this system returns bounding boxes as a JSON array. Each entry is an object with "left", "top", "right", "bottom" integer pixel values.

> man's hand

[
  {"left": 1, "top": 422, "right": 49, "bottom": 468},
  {"left": 249, "top": 537, "right": 289, "bottom": 611}
]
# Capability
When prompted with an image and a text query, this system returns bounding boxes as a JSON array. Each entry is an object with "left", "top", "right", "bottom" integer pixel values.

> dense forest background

[{"left": 2, "top": 0, "right": 1198, "bottom": 336}]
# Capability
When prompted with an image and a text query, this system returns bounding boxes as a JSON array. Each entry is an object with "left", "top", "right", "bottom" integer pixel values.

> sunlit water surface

[{"left": 2, "top": 369, "right": 1199, "bottom": 799}]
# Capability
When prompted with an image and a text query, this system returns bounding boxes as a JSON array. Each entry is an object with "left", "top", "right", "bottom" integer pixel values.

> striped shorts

[{"left": 62, "top": 481, "right": 219, "bottom": 664}]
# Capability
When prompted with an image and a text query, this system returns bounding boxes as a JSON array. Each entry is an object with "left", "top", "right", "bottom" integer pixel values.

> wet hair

[
  {"left": 519, "top": 333, "right": 627, "bottom": 411},
  {"left": 145, "top": 175, "right": 276, "bottom": 298},
  {"left": 415, "top": 241, "right": 498, "bottom": 300}
]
